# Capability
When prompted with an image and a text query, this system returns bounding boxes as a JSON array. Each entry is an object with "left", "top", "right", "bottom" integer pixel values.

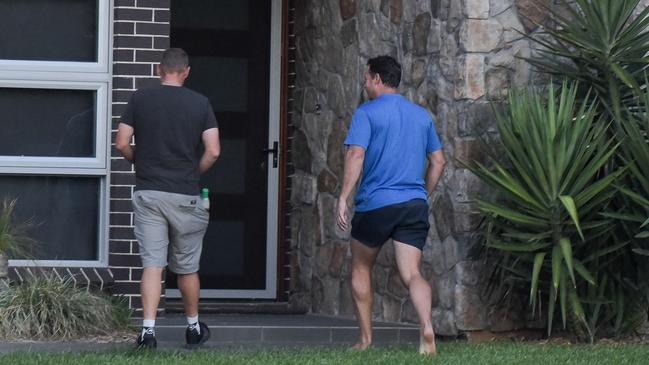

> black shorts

[{"left": 351, "top": 198, "right": 430, "bottom": 251}]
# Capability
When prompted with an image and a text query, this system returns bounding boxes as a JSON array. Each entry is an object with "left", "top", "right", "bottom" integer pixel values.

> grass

[{"left": 1, "top": 342, "right": 649, "bottom": 365}]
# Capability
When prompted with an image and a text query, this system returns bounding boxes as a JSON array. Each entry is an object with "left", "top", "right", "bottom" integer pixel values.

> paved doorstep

[
  {"left": 0, "top": 314, "right": 421, "bottom": 352},
  {"left": 151, "top": 314, "right": 419, "bottom": 346}
]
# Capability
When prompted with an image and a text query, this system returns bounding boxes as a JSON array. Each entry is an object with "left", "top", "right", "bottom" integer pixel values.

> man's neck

[
  {"left": 161, "top": 79, "right": 183, "bottom": 87},
  {"left": 373, "top": 87, "right": 398, "bottom": 98},
  {"left": 160, "top": 74, "right": 184, "bottom": 87}
]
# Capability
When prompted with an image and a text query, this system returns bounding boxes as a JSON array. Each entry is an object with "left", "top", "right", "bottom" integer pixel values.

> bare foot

[
  {"left": 351, "top": 341, "right": 372, "bottom": 351},
  {"left": 419, "top": 327, "right": 436, "bottom": 355}
]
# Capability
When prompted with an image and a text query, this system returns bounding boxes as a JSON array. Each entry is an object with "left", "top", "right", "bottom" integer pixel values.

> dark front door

[{"left": 166, "top": 0, "right": 277, "bottom": 298}]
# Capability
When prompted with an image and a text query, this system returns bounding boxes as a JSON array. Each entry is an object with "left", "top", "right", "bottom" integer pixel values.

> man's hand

[
  {"left": 199, "top": 128, "right": 220, "bottom": 173},
  {"left": 425, "top": 149, "right": 447, "bottom": 197},
  {"left": 337, "top": 197, "right": 349, "bottom": 231},
  {"left": 337, "top": 145, "right": 365, "bottom": 232},
  {"left": 115, "top": 122, "right": 135, "bottom": 162}
]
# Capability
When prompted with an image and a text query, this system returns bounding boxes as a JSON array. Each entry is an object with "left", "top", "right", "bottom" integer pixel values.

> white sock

[
  {"left": 187, "top": 315, "right": 199, "bottom": 325},
  {"left": 187, "top": 315, "right": 199, "bottom": 334},
  {"left": 143, "top": 319, "right": 155, "bottom": 328},
  {"left": 142, "top": 319, "right": 155, "bottom": 336}
]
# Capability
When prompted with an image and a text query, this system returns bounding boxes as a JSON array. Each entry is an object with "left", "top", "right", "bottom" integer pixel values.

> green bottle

[{"left": 201, "top": 188, "right": 210, "bottom": 211}]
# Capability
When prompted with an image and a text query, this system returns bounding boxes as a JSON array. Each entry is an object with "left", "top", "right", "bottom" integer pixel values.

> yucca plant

[
  {"left": 526, "top": 0, "right": 649, "bottom": 118},
  {"left": 514, "top": 0, "right": 649, "bottom": 340},
  {"left": 614, "top": 81, "right": 649, "bottom": 250},
  {"left": 462, "top": 82, "right": 627, "bottom": 342}
]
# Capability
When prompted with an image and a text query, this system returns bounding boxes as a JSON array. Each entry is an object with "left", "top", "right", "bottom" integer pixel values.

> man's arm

[
  {"left": 199, "top": 128, "right": 220, "bottom": 173},
  {"left": 115, "top": 123, "right": 135, "bottom": 162},
  {"left": 425, "top": 149, "right": 447, "bottom": 197},
  {"left": 337, "top": 145, "right": 365, "bottom": 231}
]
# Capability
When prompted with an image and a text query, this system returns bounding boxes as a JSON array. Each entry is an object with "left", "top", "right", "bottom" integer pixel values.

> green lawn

[{"left": 2, "top": 342, "right": 648, "bottom": 365}]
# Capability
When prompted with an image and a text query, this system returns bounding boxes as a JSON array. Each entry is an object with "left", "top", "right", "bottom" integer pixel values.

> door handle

[{"left": 261, "top": 141, "right": 279, "bottom": 168}]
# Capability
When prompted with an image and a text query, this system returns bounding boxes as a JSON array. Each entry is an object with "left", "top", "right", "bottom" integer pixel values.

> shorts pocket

[
  {"left": 178, "top": 200, "right": 199, "bottom": 212},
  {"left": 178, "top": 198, "right": 208, "bottom": 222},
  {"left": 133, "top": 191, "right": 153, "bottom": 210}
]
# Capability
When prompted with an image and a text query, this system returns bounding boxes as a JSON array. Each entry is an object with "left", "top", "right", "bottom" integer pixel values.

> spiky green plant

[
  {"left": 0, "top": 198, "right": 34, "bottom": 259},
  {"left": 0, "top": 274, "right": 132, "bottom": 340},
  {"left": 526, "top": 0, "right": 649, "bottom": 118},
  {"left": 613, "top": 79, "right": 649, "bottom": 259},
  {"left": 511, "top": 0, "right": 649, "bottom": 340},
  {"left": 462, "top": 82, "right": 629, "bottom": 342}
]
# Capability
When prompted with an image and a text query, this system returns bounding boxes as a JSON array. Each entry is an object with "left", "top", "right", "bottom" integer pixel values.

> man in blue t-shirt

[{"left": 337, "top": 56, "right": 446, "bottom": 355}]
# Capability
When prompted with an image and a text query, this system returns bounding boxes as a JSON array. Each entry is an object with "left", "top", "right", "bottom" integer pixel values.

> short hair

[
  {"left": 367, "top": 56, "right": 401, "bottom": 88},
  {"left": 160, "top": 48, "right": 189, "bottom": 73}
]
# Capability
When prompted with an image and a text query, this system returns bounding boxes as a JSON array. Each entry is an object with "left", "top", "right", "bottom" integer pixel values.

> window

[
  {"left": 0, "top": 0, "right": 109, "bottom": 74},
  {"left": 0, "top": 0, "right": 110, "bottom": 267},
  {"left": 0, "top": 175, "right": 101, "bottom": 261},
  {"left": 0, "top": 0, "right": 99, "bottom": 62}
]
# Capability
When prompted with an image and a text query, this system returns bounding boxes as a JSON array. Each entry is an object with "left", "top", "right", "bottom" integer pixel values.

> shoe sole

[
  {"left": 137, "top": 343, "right": 157, "bottom": 350},
  {"left": 136, "top": 335, "right": 157, "bottom": 350},
  {"left": 185, "top": 327, "right": 210, "bottom": 350},
  {"left": 136, "top": 340, "right": 157, "bottom": 350}
]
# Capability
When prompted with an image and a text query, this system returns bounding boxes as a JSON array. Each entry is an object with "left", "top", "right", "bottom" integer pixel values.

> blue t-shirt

[{"left": 344, "top": 93, "right": 442, "bottom": 212}]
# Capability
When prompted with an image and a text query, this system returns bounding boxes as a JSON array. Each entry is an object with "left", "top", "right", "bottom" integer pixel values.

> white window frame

[
  {"left": 2, "top": 0, "right": 112, "bottom": 268},
  {"left": 8, "top": 176, "right": 109, "bottom": 268},
  {"left": 0, "top": 80, "right": 108, "bottom": 171}
]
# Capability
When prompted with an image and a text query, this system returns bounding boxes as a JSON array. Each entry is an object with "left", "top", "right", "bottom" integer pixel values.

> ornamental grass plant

[{"left": 0, "top": 274, "right": 132, "bottom": 340}]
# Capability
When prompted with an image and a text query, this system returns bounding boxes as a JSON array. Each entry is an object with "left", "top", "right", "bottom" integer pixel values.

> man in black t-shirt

[{"left": 115, "top": 48, "right": 220, "bottom": 350}]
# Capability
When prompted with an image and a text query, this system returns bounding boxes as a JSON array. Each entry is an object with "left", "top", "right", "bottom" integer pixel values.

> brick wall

[{"left": 110, "top": 0, "right": 170, "bottom": 311}]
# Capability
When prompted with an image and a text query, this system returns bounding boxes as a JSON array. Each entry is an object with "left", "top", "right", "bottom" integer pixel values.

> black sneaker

[
  {"left": 136, "top": 327, "right": 157, "bottom": 349},
  {"left": 185, "top": 321, "right": 210, "bottom": 349}
]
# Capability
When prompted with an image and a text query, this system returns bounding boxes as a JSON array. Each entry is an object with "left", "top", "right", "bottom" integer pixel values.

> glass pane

[
  {"left": 171, "top": 0, "right": 248, "bottom": 31},
  {"left": 0, "top": 0, "right": 98, "bottom": 62},
  {"left": 185, "top": 56, "right": 248, "bottom": 112},
  {"left": 0, "top": 88, "right": 96, "bottom": 157},
  {"left": 200, "top": 221, "right": 245, "bottom": 277},
  {"left": 0, "top": 175, "right": 100, "bottom": 261},
  {"left": 200, "top": 139, "right": 246, "bottom": 194}
]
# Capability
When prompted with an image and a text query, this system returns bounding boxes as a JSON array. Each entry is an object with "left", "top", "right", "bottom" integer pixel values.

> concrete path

[{"left": 0, "top": 314, "right": 420, "bottom": 352}]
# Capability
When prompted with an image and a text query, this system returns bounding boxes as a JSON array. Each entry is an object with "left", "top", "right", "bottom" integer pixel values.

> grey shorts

[{"left": 132, "top": 190, "right": 209, "bottom": 274}]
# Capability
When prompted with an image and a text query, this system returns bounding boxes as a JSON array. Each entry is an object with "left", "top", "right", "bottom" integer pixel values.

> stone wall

[{"left": 289, "top": 0, "right": 550, "bottom": 335}]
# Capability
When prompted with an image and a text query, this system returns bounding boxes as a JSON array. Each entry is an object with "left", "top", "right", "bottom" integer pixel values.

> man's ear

[
  {"left": 373, "top": 72, "right": 383, "bottom": 86},
  {"left": 155, "top": 64, "right": 162, "bottom": 77},
  {"left": 181, "top": 66, "right": 191, "bottom": 80}
]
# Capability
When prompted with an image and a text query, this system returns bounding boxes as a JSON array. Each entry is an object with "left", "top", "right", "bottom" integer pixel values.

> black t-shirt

[{"left": 121, "top": 85, "right": 218, "bottom": 195}]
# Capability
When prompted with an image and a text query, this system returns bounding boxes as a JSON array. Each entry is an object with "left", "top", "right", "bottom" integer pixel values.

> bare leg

[
  {"left": 141, "top": 267, "right": 164, "bottom": 321},
  {"left": 177, "top": 272, "right": 200, "bottom": 317},
  {"left": 393, "top": 241, "right": 436, "bottom": 355},
  {"left": 350, "top": 239, "right": 381, "bottom": 350}
]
